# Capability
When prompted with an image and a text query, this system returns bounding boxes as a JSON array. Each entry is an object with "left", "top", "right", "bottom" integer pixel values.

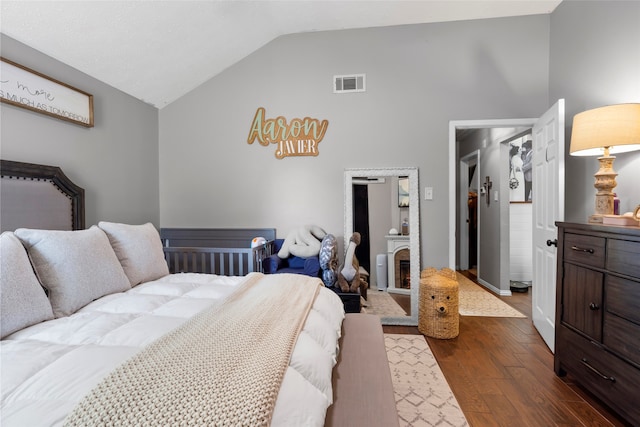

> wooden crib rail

[
  {"left": 162, "top": 240, "right": 274, "bottom": 275},
  {"left": 160, "top": 227, "right": 276, "bottom": 276}
]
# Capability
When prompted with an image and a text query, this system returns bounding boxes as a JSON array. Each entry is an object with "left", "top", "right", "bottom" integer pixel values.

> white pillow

[
  {"left": 98, "top": 222, "right": 169, "bottom": 286},
  {"left": 14, "top": 226, "right": 131, "bottom": 318},
  {"left": 0, "top": 232, "right": 54, "bottom": 338}
]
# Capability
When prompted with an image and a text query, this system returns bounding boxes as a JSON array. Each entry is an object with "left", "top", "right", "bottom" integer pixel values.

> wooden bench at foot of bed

[{"left": 325, "top": 313, "right": 400, "bottom": 427}]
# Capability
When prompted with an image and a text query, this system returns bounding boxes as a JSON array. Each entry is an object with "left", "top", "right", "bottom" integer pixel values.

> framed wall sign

[{"left": 0, "top": 57, "right": 94, "bottom": 127}]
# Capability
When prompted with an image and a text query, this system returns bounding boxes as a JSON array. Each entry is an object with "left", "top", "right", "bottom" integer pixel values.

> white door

[{"left": 532, "top": 99, "right": 565, "bottom": 352}]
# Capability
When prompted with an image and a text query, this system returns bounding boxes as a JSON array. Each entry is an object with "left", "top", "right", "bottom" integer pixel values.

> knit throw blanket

[{"left": 64, "top": 273, "right": 322, "bottom": 426}]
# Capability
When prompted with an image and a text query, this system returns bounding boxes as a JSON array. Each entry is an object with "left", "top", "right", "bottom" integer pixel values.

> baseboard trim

[{"left": 477, "top": 277, "right": 512, "bottom": 296}]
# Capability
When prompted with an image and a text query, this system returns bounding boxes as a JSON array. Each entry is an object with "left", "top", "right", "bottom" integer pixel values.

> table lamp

[{"left": 570, "top": 103, "right": 640, "bottom": 223}]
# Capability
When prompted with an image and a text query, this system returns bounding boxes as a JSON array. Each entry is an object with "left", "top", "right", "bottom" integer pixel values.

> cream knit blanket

[{"left": 64, "top": 273, "right": 322, "bottom": 426}]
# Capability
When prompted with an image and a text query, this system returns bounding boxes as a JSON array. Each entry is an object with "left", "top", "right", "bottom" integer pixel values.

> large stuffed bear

[
  {"left": 278, "top": 225, "right": 326, "bottom": 259},
  {"left": 336, "top": 232, "right": 361, "bottom": 293}
]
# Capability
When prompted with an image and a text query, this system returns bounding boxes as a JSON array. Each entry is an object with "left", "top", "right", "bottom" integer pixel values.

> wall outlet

[{"left": 425, "top": 187, "right": 433, "bottom": 200}]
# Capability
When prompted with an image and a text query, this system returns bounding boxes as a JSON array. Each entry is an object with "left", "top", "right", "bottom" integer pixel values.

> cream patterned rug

[
  {"left": 457, "top": 273, "right": 526, "bottom": 318},
  {"left": 385, "top": 334, "right": 468, "bottom": 427},
  {"left": 362, "top": 291, "right": 407, "bottom": 317}
]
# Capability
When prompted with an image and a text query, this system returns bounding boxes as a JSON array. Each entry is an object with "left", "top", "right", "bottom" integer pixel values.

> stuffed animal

[
  {"left": 319, "top": 234, "right": 338, "bottom": 287},
  {"left": 250, "top": 237, "right": 267, "bottom": 248},
  {"left": 278, "top": 225, "right": 327, "bottom": 258},
  {"left": 336, "top": 232, "right": 361, "bottom": 293}
]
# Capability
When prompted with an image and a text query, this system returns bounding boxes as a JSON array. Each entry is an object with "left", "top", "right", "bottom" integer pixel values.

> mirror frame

[{"left": 344, "top": 167, "right": 420, "bottom": 325}]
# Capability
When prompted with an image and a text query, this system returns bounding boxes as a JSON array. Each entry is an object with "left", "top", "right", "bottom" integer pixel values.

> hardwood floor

[{"left": 382, "top": 272, "right": 631, "bottom": 427}]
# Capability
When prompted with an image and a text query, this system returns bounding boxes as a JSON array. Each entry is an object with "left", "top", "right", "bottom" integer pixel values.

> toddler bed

[{"left": 0, "top": 160, "right": 398, "bottom": 427}]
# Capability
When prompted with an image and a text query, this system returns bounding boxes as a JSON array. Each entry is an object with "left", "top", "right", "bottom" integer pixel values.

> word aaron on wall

[{"left": 247, "top": 107, "right": 329, "bottom": 159}]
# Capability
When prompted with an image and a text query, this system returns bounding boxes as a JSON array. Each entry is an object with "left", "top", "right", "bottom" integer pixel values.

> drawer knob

[
  {"left": 589, "top": 302, "right": 600, "bottom": 310},
  {"left": 581, "top": 358, "right": 616, "bottom": 382},
  {"left": 571, "top": 245, "right": 594, "bottom": 254}
]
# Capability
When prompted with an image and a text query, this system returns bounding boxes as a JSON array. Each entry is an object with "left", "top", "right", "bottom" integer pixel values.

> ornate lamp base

[{"left": 588, "top": 154, "right": 617, "bottom": 224}]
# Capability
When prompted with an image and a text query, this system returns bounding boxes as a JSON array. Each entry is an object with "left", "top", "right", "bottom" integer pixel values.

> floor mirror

[{"left": 344, "top": 167, "right": 420, "bottom": 326}]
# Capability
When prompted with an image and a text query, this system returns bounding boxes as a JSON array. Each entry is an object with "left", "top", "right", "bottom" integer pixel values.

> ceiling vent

[{"left": 334, "top": 74, "right": 366, "bottom": 93}]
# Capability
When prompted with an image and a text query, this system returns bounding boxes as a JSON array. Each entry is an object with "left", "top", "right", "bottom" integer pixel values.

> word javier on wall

[
  {"left": 0, "top": 57, "right": 94, "bottom": 127},
  {"left": 247, "top": 107, "right": 329, "bottom": 159}
]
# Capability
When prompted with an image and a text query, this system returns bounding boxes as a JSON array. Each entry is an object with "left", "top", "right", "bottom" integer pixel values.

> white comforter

[{"left": 1, "top": 273, "right": 345, "bottom": 427}]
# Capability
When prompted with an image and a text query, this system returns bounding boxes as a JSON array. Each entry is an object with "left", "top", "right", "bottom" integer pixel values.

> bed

[{"left": 0, "top": 159, "right": 399, "bottom": 427}]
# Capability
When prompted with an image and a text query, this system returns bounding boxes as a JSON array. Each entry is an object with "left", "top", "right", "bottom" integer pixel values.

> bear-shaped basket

[{"left": 418, "top": 267, "right": 459, "bottom": 339}]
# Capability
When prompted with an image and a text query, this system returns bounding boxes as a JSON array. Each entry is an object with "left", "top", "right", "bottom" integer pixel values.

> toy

[
  {"left": 278, "top": 225, "right": 326, "bottom": 258},
  {"left": 319, "top": 234, "right": 338, "bottom": 287},
  {"left": 418, "top": 267, "right": 459, "bottom": 339},
  {"left": 250, "top": 237, "right": 267, "bottom": 248},
  {"left": 336, "top": 232, "right": 361, "bottom": 293}
]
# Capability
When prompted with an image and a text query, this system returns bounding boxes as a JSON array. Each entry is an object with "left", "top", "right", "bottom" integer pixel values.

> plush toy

[
  {"left": 336, "top": 232, "right": 361, "bottom": 293},
  {"left": 319, "top": 234, "right": 338, "bottom": 287},
  {"left": 250, "top": 237, "right": 267, "bottom": 248},
  {"left": 278, "top": 225, "right": 326, "bottom": 258}
]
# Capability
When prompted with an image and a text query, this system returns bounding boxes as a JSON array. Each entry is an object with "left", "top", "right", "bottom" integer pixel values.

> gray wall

[
  {"left": 0, "top": 35, "right": 160, "bottom": 227},
  {"left": 4, "top": 1, "right": 636, "bottom": 270},
  {"left": 550, "top": 1, "right": 640, "bottom": 221},
  {"left": 159, "top": 15, "right": 551, "bottom": 269}
]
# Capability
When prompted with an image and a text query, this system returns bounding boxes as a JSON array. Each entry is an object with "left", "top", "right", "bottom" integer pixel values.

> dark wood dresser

[{"left": 555, "top": 222, "right": 640, "bottom": 424}]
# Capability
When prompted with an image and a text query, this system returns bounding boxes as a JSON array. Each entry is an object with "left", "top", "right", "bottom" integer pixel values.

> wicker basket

[{"left": 418, "top": 267, "right": 459, "bottom": 339}]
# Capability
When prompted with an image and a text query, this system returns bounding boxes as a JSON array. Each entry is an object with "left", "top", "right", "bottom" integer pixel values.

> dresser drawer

[
  {"left": 606, "top": 275, "right": 640, "bottom": 324},
  {"left": 607, "top": 239, "right": 640, "bottom": 277},
  {"left": 564, "top": 233, "right": 605, "bottom": 268},
  {"left": 557, "top": 325, "right": 640, "bottom": 422},
  {"left": 561, "top": 263, "right": 603, "bottom": 340},
  {"left": 603, "top": 313, "right": 640, "bottom": 367}
]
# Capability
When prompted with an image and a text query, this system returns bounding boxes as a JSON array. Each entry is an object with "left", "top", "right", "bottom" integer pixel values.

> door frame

[{"left": 448, "top": 119, "right": 537, "bottom": 271}]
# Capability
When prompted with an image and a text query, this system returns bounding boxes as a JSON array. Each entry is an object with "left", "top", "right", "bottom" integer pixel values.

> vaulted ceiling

[{"left": 1, "top": 1, "right": 562, "bottom": 108}]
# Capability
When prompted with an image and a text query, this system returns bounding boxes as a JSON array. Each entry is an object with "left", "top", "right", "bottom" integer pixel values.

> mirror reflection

[{"left": 344, "top": 167, "right": 420, "bottom": 326}]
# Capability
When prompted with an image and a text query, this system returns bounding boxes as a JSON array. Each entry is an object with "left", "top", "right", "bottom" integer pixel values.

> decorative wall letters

[{"left": 247, "top": 107, "right": 328, "bottom": 159}]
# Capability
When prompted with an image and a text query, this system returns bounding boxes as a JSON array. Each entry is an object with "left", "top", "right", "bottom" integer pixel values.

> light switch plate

[{"left": 425, "top": 187, "right": 433, "bottom": 200}]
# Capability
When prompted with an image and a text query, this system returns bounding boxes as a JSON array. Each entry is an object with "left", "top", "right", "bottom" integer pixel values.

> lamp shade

[{"left": 570, "top": 103, "right": 640, "bottom": 156}]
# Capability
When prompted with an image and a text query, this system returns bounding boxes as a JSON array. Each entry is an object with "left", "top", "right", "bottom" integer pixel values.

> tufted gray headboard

[{"left": 0, "top": 160, "right": 85, "bottom": 232}]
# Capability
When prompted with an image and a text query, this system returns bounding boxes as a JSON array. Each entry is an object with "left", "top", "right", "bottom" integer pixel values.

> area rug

[
  {"left": 385, "top": 334, "right": 468, "bottom": 427},
  {"left": 457, "top": 272, "right": 526, "bottom": 318},
  {"left": 362, "top": 291, "right": 407, "bottom": 317}
]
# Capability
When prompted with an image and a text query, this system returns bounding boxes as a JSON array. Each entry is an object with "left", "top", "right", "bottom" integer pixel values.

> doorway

[
  {"left": 448, "top": 100, "right": 565, "bottom": 352},
  {"left": 458, "top": 151, "right": 479, "bottom": 274},
  {"left": 449, "top": 120, "right": 537, "bottom": 295},
  {"left": 468, "top": 162, "right": 478, "bottom": 275},
  {"left": 352, "top": 183, "right": 371, "bottom": 275}
]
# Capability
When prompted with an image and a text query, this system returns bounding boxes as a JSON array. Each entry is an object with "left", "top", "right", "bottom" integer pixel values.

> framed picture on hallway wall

[
  {"left": 509, "top": 137, "right": 533, "bottom": 203},
  {"left": 398, "top": 177, "right": 409, "bottom": 207}
]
